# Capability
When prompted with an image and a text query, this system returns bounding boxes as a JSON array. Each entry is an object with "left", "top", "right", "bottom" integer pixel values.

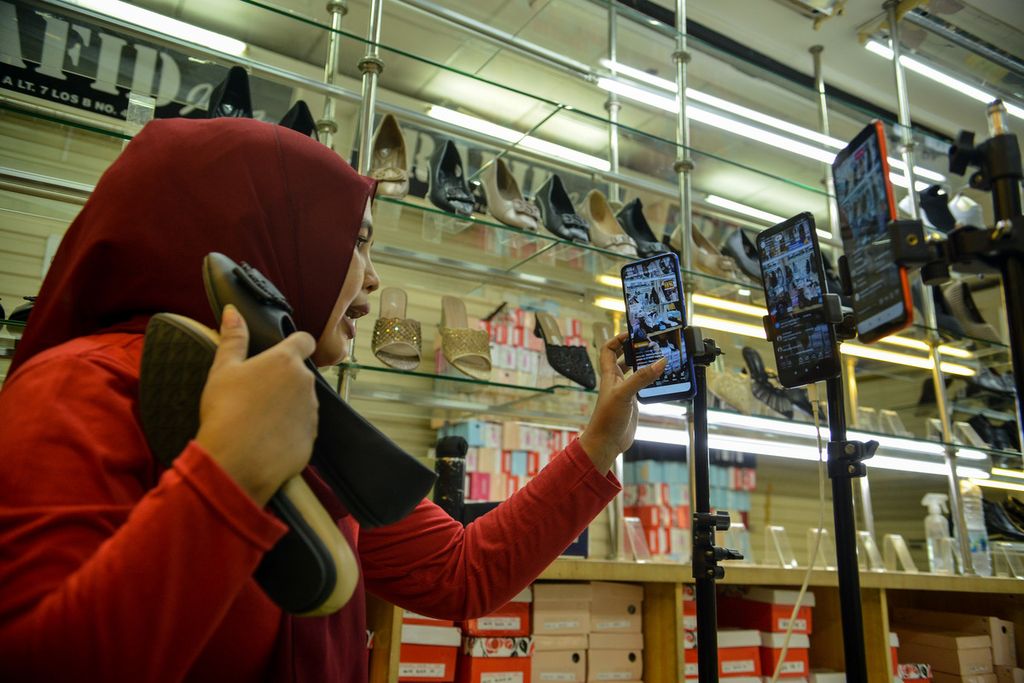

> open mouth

[{"left": 342, "top": 303, "right": 370, "bottom": 338}]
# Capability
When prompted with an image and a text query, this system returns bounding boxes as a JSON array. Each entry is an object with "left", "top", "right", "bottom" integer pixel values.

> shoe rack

[{"left": 1, "top": 1, "right": 1022, "bottom": 681}]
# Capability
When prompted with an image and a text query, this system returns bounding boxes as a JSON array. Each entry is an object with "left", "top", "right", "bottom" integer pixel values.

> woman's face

[{"left": 312, "top": 198, "right": 380, "bottom": 366}]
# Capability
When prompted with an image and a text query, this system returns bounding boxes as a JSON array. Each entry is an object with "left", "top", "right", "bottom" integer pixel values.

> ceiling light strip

[
  {"left": 865, "top": 41, "right": 1024, "bottom": 120},
  {"left": 66, "top": 0, "right": 247, "bottom": 55}
]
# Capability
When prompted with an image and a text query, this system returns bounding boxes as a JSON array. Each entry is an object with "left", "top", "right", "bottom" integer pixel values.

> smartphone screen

[
  {"left": 832, "top": 121, "right": 912, "bottom": 342},
  {"left": 757, "top": 212, "right": 839, "bottom": 388},
  {"left": 620, "top": 253, "right": 696, "bottom": 402}
]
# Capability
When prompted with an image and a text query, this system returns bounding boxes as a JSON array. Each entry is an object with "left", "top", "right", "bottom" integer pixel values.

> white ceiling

[{"left": 125, "top": 0, "right": 1022, "bottom": 222}]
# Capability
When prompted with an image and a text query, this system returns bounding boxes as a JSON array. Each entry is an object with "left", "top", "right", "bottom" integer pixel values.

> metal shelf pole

[{"left": 318, "top": 0, "right": 349, "bottom": 149}]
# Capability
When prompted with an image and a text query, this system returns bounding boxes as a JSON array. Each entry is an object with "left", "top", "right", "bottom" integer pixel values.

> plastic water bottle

[{"left": 959, "top": 480, "right": 992, "bottom": 577}]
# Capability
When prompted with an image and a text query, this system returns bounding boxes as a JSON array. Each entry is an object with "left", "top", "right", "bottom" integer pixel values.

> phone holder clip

[
  {"left": 683, "top": 326, "right": 722, "bottom": 367},
  {"left": 826, "top": 439, "right": 879, "bottom": 480},
  {"left": 692, "top": 511, "right": 743, "bottom": 580}
]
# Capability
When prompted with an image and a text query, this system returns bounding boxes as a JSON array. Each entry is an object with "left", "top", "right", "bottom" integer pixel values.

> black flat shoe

[
  {"left": 722, "top": 228, "right": 762, "bottom": 283},
  {"left": 201, "top": 252, "right": 437, "bottom": 529},
  {"left": 616, "top": 198, "right": 669, "bottom": 258},
  {"left": 428, "top": 139, "right": 474, "bottom": 217},
  {"left": 984, "top": 499, "right": 1024, "bottom": 542},
  {"left": 535, "top": 175, "right": 590, "bottom": 243},
  {"left": 534, "top": 311, "right": 596, "bottom": 390},
  {"left": 140, "top": 313, "right": 359, "bottom": 615}
]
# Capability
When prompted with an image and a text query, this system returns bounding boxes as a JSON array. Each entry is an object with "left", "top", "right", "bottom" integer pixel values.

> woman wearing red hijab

[{"left": 0, "top": 118, "right": 666, "bottom": 682}]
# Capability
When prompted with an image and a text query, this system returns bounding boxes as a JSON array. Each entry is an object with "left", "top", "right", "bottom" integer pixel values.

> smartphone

[
  {"left": 832, "top": 120, "right": 913, "bottom": 343},
  {"left": 620, "top": 252, "right": 696, "bottom": 403},
  {"left": 756, "top": 212, "right": 840, "bottom": 388}
]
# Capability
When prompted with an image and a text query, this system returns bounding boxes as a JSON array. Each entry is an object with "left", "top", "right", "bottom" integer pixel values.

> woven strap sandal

[
  {"left": 139, "top": 313, "right": 359, "bottom": 616},
  {"left": 534, "top": 311, "right": 596, "bottom": 390},
  {"left": 439, "top": 295, "right": 492, "bottom": 380},
  {"left": 372, "top": 288, "right": 421, "bottom": 371}
]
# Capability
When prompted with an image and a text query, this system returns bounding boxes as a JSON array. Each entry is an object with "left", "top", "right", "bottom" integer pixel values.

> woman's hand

[
  {"left": 195, "top": 305, "right": 319, "bottom": 506},
  {"left": 578, "top": 332, "right": 666, "bottom": 474}
]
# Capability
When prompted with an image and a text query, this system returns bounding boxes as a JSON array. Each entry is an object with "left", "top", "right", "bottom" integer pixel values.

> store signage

[{"left": 0, "top": 0, "right": 292, "bottom": 121}]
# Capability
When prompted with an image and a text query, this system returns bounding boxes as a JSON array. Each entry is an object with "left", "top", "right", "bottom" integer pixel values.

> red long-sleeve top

[{"left": 0, "top": 332, "right": 620, "bottom": 682}]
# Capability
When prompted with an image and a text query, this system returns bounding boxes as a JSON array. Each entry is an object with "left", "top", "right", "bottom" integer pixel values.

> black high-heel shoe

[
  {"left": 535, "top": 175, "right": 590, "bottom": 243},
  {"left": 742, "top": 346, "right": 794, "bottom": 419},
  {"left": 193, "top": 66, "right": 253, "bottom": 119},
  {"left": 534, "top": 311, "right": 596, "bottom": 390},
  {"left": 616, "top": 198, "right": 669, "bottom": 258},
  {"left": 428, "top": 139, "right": 474, "bottom": 217},
  {"left": 278, "top": 100, "right": 317, "bottom": 138},
  {"left": 722, "top": 229, "right": 762, "bottom": 283}
]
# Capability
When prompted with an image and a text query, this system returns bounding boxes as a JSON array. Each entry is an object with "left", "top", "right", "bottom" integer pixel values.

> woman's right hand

[{"left": 195, "top": 305, "right": 319, "bottom": 506}]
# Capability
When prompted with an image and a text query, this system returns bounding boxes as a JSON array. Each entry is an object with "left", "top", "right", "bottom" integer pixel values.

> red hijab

[{"left": 10, "top": 117, "right": 375, "bottom": 374}]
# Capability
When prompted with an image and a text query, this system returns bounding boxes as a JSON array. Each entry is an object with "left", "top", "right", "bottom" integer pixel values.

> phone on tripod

[
  {"left": 756, "top": 212, "right": 840, "bottom": 388},
  {"left": 833, "top": 120, "right": 913, "bottom": 343},
  {"left": 620, "top": 252, "right": 696, "bottom": 402}
]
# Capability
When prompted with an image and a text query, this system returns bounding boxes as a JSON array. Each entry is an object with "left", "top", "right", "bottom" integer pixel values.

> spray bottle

[{"left": 921, "top": 493, "right": 953, "bottom": 574}]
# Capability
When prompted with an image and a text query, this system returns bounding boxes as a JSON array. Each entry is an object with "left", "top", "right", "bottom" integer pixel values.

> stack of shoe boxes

[
  {"left": 457, "top": 588, "right": 533, "bottom": 683},
  {"left": 399, "top": 611, "right": 462, "bottom": 682},
  {"left": 437, "top": 419, "right": 578, "bottom": 502},
  {"left": 893, "top": 607, "right": 1019, "bottom": 683},
  {"left": 588, "top": 582, "right": 644, "bottom": 683},
  {"left": 532, "top": 583, "right": 591, "bottom": 682},
  {"left": 717, "top": 588, "right": 815, "bottom": 680},
  {"left": 623, "top": 444, "right": 756, "bottom": 561}
]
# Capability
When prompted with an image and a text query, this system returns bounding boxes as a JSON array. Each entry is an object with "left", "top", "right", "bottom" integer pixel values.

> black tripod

[
  {"left": 762, "top": 296, "right": 878, "bottom": 683},
  {"left": 889, "top": 101, "right": 1024, "bottom": 448},
  {"left": 684, "top": 326, "right": 743, "bottom": 683}
]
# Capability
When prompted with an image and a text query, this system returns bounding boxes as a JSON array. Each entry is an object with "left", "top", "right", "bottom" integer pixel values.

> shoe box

[
  {"left": 718, "top": 588, "right": 815, "bottom": 635},
  {"left": 533, "top": 582, "right": 591, "bottom": 636},
  {"left": 589, "top": 582, "right": 643, "bottom": 634},
  {"left": 894, "top": 608, "right": 1017, "bottom": 668},
  {"left": 895, "top": 630, "right": 994, "bottom": 678},
  {"left": 399, "top": 622, "right": 462, "bottom": 682},
  {"left": 684, "top": 629, "right": 762, "bottom": 679},
  {"left": 532, "top": 635, "right": 587, "bottom": 683},
  {"left": 587, "top": 632, "right": 643, "bottom": 682},
  {"left": 456, "top": 637, "right": 532, "bottom": 683},
  {"left": 759, "top": 632, "right": 810, "bottom": 678},
  {"left": 463, "top": 587, "right": 533, "bottom": 638}
]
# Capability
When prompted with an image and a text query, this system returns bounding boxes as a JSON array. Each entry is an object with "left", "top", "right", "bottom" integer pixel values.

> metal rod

[
  {"left": 355, "top": 0, "right": 384, "bottom": 175},
  {"left": 318, "top": 0, "right": 349, "bottom": 149},
  {"left": 674, "top": 0, "right": 694, "bottom": 308},
  {"left": 843, "top": 357, "right": 878, "bottom": 540},
  {"left": 809, "top": 45, "right": 841, "bottom": 241},
  {"left": 606, "top": 2, "right": 621, "bottom": 204},
  {"left": 826, "top": 375, "right": 868, "bottom": 683},
  {"left": 691, "top": 362, "right": 718, "bottom": 683},
  {"left": 883, "top": 0, "right": 974, "bottom": 574}
]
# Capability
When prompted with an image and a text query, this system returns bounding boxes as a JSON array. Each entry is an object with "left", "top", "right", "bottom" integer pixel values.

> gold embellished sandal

[
  {"left": 372, "top": 287, "right": 421, "bottom": 370},
  {"left": 369, "top": 114, "right": 409, "bottom": 199},
  {"left": 439, "top": 295, "right": 491, "bottom": 380}
]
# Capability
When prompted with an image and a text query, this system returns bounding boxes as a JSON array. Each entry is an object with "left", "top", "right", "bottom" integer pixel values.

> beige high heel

[
  {"left": 668, "top": 225, "right": 738, "bottom": 278},
  {"left": 580, "top": 190, "right": 638, "bottom": 256},
  {"left": 483, "top": 158, "right": 540, "bottom": 231},
  {"left": 369, "top": 114, "right": 409, "bottom": 199}
]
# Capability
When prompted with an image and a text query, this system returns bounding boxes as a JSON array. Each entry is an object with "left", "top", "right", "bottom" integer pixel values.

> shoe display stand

[{"left": 1, "top": 1, "right": 1023, "bottom": 682}]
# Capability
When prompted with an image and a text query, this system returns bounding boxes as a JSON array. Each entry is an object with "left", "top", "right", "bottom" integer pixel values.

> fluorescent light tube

[
  {"left": 877, "top": 334, "right": 973, "bottom": 359},
  {"left": 67, "top": 0, "right": 247, "bottom": 55},
  {"left": 692, "top": 293, "right": 767, "bottom": 318},
  {"left": 706, "top": 195, "right": 786, "bottom": 223},
  {"left": 971, "top": 478, "right": 1024, "bottom": 492},
  {"left": 705, "top": 195, "right": 833, "bottom": 240},
  {"left": 865, "top": 40, "right": 1024, "bottom": 120},
  {"left": 599, "top": 65, "right": 945, "bottom": 184},
  {"left": 594, "top": 296, "right": 626, "bottom": 313},
  {"left": 992, "top": 467, "right": 1024, "bottom": 480},
  {"left": 596, "top": 274, "right": 622, "bottom": 289},
  {"left": 427, "top": 106, "right": 610, "bottom": 172},
  {"left": 691, "top": 313, "right": 768, "bottom": 339}
]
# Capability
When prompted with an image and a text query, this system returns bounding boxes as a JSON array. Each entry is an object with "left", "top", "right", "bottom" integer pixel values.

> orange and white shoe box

[
  {"left": 587, "top": 632, "right": 643, "bottom": 682},
  {"left": 404, "top": 610, "right": 456, "bottom": 627},
  {"left": 684, "top": 629, "right": 762, "bottom": 679},
  {"left": 589, "top": 582, "right": 643, "bottom": 634},
  {"left": 718, "top": 589, "right": 815, "bottom": 635},
  {"left": 532, "top": 635, "right": 587, "bottom": 683},
  {"left": 533, "top": 583, "right": 591, "bottom": 636},
  {"left": 808, "top": 672, "right": 846, "bottom": 683},
  {"left": 457, "top": 633, "right": 532, "bottom": 683},
  {"left": 464, "top": 588, "right": 533, "bottom": 637},
  {"left": 399, "top": 624, "right": 462, "bottom": 682},
  {"left": 759, "top": 632, "right": 810, "bottom": 678}
]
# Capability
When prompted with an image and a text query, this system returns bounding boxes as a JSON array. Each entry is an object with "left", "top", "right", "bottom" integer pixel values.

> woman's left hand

[{"left": 578, "top": 332, "right": 666, "bottom": 474}]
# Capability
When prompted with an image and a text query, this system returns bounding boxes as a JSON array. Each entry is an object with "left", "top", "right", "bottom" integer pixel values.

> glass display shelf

[{"left": 337, "top": 361, "right": 595, "bottom": 425}]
